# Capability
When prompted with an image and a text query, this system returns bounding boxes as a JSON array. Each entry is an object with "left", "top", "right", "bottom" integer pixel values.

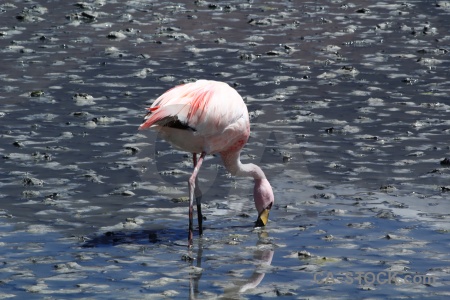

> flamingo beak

[{"left": 254, "top": 208, "right": 270, "bottom": 227}]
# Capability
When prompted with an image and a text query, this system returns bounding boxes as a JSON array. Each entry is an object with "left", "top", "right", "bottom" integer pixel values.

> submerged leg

[
  {"left": 193, "top": 154, "right": 204, "bottom": 236},
  {"left": 188, "top": 152, "right": 206, "bottom": 247}
]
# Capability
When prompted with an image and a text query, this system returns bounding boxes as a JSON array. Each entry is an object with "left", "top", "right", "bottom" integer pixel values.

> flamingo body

[
  {"left": 139, "top": 80, "right": 249, "bottom": 155},
  {"left": 139, "top": 80, "right": 274, "bottom": 247}
]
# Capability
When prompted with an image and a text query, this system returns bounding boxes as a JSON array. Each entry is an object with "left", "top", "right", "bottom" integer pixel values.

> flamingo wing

[{"left": 138, "top": 80, "right": 248, "bottom": 138}]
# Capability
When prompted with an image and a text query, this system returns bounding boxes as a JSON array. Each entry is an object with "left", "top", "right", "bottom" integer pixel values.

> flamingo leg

[
  {"left": 193, "top": 154, "right": 204, "bottom": 236},
  {"left": 188, "top": 152, "right": 206, "bottom": 247}
]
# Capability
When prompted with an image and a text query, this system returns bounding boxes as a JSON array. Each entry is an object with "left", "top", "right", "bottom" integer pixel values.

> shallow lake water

[{"left": 1, "top": 0, "right": 449, "bottom": 298}]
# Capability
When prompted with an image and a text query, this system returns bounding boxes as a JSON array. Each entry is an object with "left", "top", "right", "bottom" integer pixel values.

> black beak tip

[{"left": 254, "top": 218, "right": 266, "bottom": 228}]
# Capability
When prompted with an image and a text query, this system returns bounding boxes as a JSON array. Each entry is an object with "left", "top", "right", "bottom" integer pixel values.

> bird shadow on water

[
  {"left": 79, "top": 224, "right": 256, "bottom": 248},
  {"left": 80, "top": 228, "right": 187, "bottom": 248}
]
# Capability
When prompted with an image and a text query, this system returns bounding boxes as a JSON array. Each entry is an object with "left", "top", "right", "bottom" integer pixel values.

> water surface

[{"left": 1, "top": 0, "right": 449, "bottom": 298}]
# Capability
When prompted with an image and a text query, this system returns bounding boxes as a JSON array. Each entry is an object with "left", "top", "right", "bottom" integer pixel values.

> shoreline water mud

[{"left": 1, "top": 1, "right": 449, "bottom": 298}]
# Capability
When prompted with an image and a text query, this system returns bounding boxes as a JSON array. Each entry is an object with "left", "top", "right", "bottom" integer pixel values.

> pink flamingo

[{"left": 139, "top": 80, "right": 274, "bottom": 247}]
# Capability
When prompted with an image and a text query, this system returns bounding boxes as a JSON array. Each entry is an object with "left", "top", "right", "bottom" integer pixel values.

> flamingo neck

[{"left": 220, "top": 150, "right": 266, "bottom": 180}]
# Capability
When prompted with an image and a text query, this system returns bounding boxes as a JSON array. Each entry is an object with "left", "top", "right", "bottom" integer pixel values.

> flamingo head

[{"left": 253, "top": 179, "right": 274, "bottom": 227}]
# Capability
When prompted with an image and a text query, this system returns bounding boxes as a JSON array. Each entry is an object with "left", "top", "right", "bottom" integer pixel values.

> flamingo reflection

[{"left": 188, "top": 231, "right": 274, "bottom": 299}]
